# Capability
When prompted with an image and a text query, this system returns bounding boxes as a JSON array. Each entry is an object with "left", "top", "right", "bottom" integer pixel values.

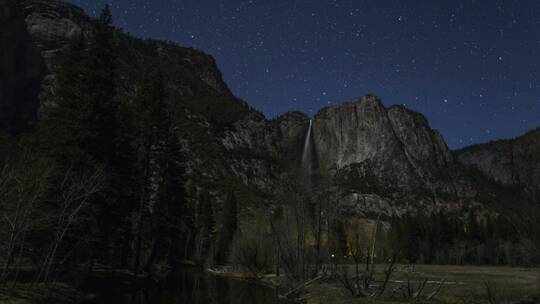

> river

[{"left": 82, "top": 269, "right": 296, "bottom": 304}]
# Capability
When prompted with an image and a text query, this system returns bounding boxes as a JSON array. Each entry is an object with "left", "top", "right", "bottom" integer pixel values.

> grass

[
  {"left": 387, "top": 265, "right": 539, "bottom": 303},
  {"left": 289, "top": 264, "right": 540, "bottom": 304}
]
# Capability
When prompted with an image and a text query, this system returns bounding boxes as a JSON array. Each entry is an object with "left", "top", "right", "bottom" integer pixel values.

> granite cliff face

[
  {"left": 0, "top": 0, "right": 274, "bottom": 208},
  {"left": 456, "top": 128, "right": 540, "bottom": 203},
  {"left": 19, "top": 0, "right": 90, "bottom": 66},
  {"left": 18, "top": 0, "right": 230, "bottom": 95},
  {"left": 1, "top": 0, "right": 233, "bottom": 133},
  {"left": 313, "top": 97, "right": 453, "bottom": 185},
  {"left": 0, "top": 0, "right": 46, "bottom": 132},
  {"left": 310, "top": 95, "right": 487, "bottom": 217},
  {"left": 0, "top": 0, "right": 536, "bottom": 220}
]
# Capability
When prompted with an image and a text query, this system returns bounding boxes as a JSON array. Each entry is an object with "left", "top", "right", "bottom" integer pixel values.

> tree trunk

[
  {"left": 144, "top": 239, "right": 158, "bottom": 272},
  {"left": 315, "top": 202, "right": 323, "bottom": 276},
  {"left": 134, "top": 145, "right": 151, "bottom": 276}
]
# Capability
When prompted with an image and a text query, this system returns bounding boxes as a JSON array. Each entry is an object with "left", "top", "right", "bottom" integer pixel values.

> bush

[{"left": 229, "top": 226, "right": 272, "bottom": 279}]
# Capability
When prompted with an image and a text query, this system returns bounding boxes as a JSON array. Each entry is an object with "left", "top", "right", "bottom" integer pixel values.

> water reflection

[{"left": 84, "top": 269, "right": 293, "bottom": 304}]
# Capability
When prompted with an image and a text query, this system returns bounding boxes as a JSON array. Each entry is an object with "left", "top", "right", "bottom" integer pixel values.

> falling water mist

[
  {"left": 301, "top": 119, "right": 312, "bottom": 167},
  {"left": 301, "top": 119, "right": 316, "bottom": 186}
]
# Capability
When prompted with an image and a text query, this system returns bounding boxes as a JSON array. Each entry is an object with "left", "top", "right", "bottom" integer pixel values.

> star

[{"left": 66, "top": 0, "right": 540, "bottom": 149}]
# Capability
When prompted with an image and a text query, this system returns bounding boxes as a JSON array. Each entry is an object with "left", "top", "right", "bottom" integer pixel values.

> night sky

[{"left": 67, "top": 0, "right": 540, "bottom": 149}]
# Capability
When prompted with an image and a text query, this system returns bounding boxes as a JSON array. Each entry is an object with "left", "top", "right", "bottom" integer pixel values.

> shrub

[{"left": 230, "top": 226, "right": 272, "bottom": 279}]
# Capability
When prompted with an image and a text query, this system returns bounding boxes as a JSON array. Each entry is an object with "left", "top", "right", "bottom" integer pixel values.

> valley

[{"left": 0, "top": 0, "right": 539, "bottom": 303}]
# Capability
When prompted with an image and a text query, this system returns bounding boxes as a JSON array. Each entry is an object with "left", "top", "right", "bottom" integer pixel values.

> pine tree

[
  {"left": 402, "top": 213, "right": 420, "bottom": 264},
  {"left": 85, "top": 4, "right": 117, "bottom": 163},
  {"left": 216, "top": 191, "right": 238, "bottom": 264},
  {"left": 32, "top": 6, "right": 119, "bottom": 265},
  {"left": 131, "top": 69, "right": 169, "bottom": 273},
  {"left": 467, "top": 209, "right": 481, "bottom": 242},
  {"left": 158, "top": 129, "right": 189, "bottom": 263},
  {"left": 196, "top": 191, "right": 216, "bottom": 262},
  {"left": 37, "top": 34, "right": 91, "bottom": 167},
  {"left": 37, "top": 5, "right": 117, "bottom": 168}
]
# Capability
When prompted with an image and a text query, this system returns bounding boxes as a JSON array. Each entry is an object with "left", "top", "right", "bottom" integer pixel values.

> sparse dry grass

[
  {"left": 293, "top": 264, "right": 540, "bottom": 304},
  {"left": 386, "top": 264, "right": 540, "bottom": 303}
]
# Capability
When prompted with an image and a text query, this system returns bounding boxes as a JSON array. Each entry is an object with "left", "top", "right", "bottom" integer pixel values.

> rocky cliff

[
  {"left": 0, "top": 0, "right": 46, "bottom": 132},
  {"left": 0, "top": 0, "right": 536, "bottom": 222},
  {"left": 312, "top": 96, "right": 456, "bottom": 192},
  {"left": 0, "top": 0, "right": 280, "bottom": 212},
  {"left": 456, "top": 128, "right": 540, "bottom": 203},
  {"left": 1, "top": 0, "right": 234, "bottom": 131},
  {"left": 310, "top": 95, "right": 501, "bottom": 218}
]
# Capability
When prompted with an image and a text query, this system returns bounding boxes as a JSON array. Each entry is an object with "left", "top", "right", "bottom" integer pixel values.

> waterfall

[{"left": 301, "top": 119, "right": 313, "bottom": 167}]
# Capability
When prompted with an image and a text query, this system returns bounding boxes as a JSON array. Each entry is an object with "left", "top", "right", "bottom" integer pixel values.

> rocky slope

[
  {"left": 311, "top": 95, "right": 507, "bottom": 218},
  {"left": 0, "top": 0, "right": 282, "bottom": 211},
  {"left": 456, "top": 128, "right": 540, "bottom": 203},
  {"left": 2, "top": 0, "right": 235, "bottom": 129},
  {"left": 0, "top": 0, "right": 536, "bottom": 222},
  {"left": 312, "top": 96, "right": 455, "bottom": 193}
]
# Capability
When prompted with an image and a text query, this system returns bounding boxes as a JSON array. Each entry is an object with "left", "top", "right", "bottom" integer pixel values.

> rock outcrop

[
  {"left": 312, "top": 97, "right": 454, "bottom": 191},
  {"left": 1, "top": 0, "right": 233, "bottom": 134},
  {"left": 457, "top": 128, "right": 540, "bottom": 203},
  {"left": 19, "top": 0, "right": 91, "bottom": 67},
  {"left": 310, "top": 95, "right": 469, "bottom": 216},
  {"left": 0, "top": 0, "right": 46, "bottom": 132}
]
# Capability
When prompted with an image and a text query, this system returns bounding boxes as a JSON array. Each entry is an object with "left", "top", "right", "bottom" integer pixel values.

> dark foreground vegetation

[{"left": 1, "top": 4, "right": 539, "bottom": 304}]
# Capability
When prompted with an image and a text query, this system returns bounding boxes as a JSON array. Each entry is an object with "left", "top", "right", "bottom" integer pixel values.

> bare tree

[
  {"left": 230, "top": 224, "right": 272, "bottom": 279},
  {"left": 0, "top": 149, "right": 52, "bottom": 285},
  {"left": 34, "top": 166, "right": 104, "bottom": 284}
]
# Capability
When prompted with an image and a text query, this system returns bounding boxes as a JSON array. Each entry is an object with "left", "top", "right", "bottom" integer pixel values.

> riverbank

[
  {"left": 208, "top": 264, "right": 540, "bottom": 304},
  {"left": 0, "top": 283, "right": 91, "bottom": 304},
  {"left": 3, "top": 265, "right": 538, "bottom": 304},
  {"left": 205, "top": 266, "right": 351, "bottom": 304},
  {"left": 205, "top": 267, "right": 284, "bottom": 292}
]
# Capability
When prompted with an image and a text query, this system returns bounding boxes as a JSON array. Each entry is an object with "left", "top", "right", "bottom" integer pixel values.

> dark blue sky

[{"left": 67, "top": 0, "right": 540, "bottom": 148}]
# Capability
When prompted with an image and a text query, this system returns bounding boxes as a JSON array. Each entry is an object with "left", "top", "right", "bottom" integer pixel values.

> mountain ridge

[{"left": 1, "top": 0, "right": 538, "bottom": 224}]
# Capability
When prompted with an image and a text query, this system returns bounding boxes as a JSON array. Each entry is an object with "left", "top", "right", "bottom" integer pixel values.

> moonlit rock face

[
  {"left": 305, "top": 94, "right": 474, "bottom": 213},
  {"left": 0, "top": 0, "right": 46, "bottom": 133},
  {"left": 457, "top": 128, "right": 540, "bottom": 202},
  {"left": 313, "top": 95, "right": 402, "bottom": 169},
  {"left": 313, "top": 95, "right": 453, "bottom": 172},
  {"left": 17, "top": 0, "right": 91, "bottom": 71},
  {"left": 387, "top": 105, "right": 454, "bottom": 188},
  {"left": 311, "top": 95, "right": 457, "bottom": 195},
  {"left": 1, "top": 0, "right": 233, "bottom": 132},
  {"left": 22, "top": 0, "right": 88, "bottom": 51}
]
